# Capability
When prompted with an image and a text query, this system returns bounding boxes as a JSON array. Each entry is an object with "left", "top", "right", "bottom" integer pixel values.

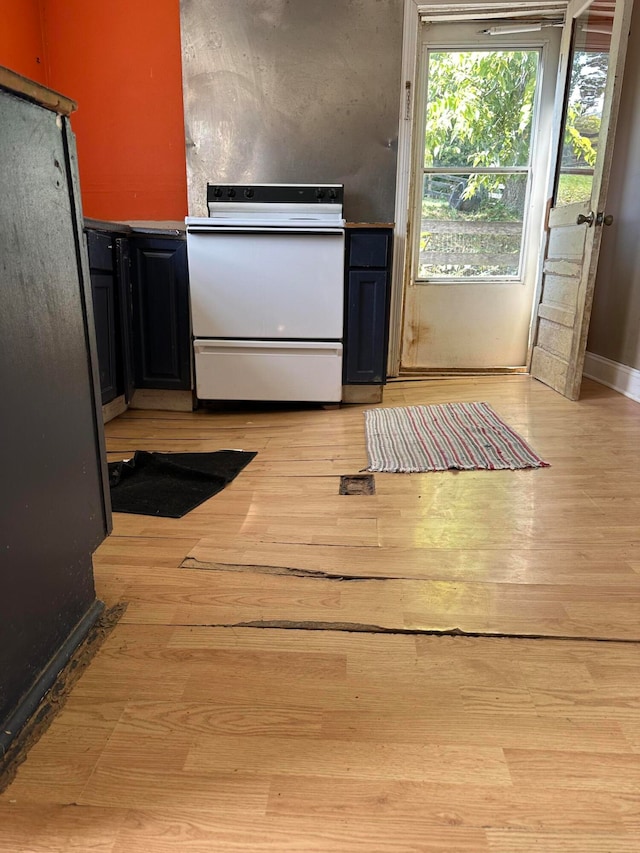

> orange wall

[
  {"left": 41, "top": 0, "right": 187, "bottom": 221},
  {"left": 0, "top": 0, "right": 47, "bottom": 84}
]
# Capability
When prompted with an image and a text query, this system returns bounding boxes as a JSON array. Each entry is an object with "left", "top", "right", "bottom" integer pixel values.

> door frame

[{"left": 389, "top": 0, "right": 569, "bottom": 376}]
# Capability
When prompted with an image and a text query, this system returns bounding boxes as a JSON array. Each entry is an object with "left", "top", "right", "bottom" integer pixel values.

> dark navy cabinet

[
  {"left": 87, "top": 232, "right": 118, "bottom": 404},
  {"left": 344, "top": 228, "right": 393, "bottom": 384},
  {"left": 130, "top": 236, "right": 191, "bottom": 390},
  {"left": 87, "top": 231, "right": 134, "bottom": 405}
]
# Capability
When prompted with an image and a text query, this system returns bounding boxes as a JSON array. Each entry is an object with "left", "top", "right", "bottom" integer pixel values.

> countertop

[
  {"left": 0, "top": 65, "right": 76, "bottom": 116},
  {"left": 84, "top": 218, "right": 185, "bottom": 236},
  {"left": 345, "top": 222, "right": 394, "bottom": 229},
  {"left": 84, "top": 218, "right": 394, "bottom": 234}
]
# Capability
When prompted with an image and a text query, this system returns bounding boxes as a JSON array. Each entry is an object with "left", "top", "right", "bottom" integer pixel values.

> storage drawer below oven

[{"left": 193, "top": 340, "right": 343, "bottom": 402}]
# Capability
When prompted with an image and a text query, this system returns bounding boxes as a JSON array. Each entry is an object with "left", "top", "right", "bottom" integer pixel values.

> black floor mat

[{"left": 108, "top": 450, "right": 257, "bottom": 518}]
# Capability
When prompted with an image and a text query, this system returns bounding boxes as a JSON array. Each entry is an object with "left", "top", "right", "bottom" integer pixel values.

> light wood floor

[{"left": 2, "top": 376, "right": 640, "bottom": 851}]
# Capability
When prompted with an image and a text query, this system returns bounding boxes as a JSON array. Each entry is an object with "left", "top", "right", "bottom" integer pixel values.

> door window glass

[
  {"left": 554, "top": 4, "right": 614, "bottom": 206},
  {"left": 419, "top": 50, "right": 540, "bottom": 280}
]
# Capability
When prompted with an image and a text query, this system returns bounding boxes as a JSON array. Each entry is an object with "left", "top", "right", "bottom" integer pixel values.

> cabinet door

[
  {"left": 87, "top": 232, "right": 118, "bottom": 404},
  {"left": 115, "top": 237, "right": 135, "bottom": 403},
  {"left": 344, "top": 270, "right": 388, "bottom": 384},
  {"left": 131, "top": 237, "right": 191, "bottom": 390}
]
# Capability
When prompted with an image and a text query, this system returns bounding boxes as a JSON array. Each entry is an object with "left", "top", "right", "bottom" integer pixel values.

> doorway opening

[{"left": 399, "top": 22, "right": 561, "bottom": 372}]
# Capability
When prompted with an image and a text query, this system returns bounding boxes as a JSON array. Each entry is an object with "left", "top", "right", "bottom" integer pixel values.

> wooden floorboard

[{"left": 2, "top": 377, "right": 640, "bottom": 851}]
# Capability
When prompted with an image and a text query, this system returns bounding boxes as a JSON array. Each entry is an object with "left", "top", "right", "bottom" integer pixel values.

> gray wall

[
  {"left": 180, "top": 0, "right": 403, "bottom": 222},
  {"left": 588, "top": 3, "right": 640, "bottom": 371}
]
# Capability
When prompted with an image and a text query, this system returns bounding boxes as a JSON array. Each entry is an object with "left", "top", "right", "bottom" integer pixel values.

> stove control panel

[{"left": 207, "top": 183, "right": 344, "bottom": 204}]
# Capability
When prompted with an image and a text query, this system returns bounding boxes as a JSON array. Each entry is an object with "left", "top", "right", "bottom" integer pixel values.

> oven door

[{"left": 187, "top": 225, "right": 345, "bottom": 340}]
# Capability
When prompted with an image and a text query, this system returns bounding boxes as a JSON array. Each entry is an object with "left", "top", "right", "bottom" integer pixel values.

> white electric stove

[{"left": 186, "top": 183, "right": 345, "bottom": 402}]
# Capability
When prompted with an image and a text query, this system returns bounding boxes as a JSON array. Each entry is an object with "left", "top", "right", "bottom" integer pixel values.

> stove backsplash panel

[{"left": 180, "top": 0, "right": 403, "bottom": 223}]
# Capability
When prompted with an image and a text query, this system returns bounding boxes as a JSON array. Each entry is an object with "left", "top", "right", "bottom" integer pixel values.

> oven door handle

[{"left": 186, "top": 226, "right": 345, "bottom": 236}]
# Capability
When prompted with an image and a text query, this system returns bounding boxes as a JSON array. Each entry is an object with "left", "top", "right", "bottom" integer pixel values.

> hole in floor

[{"left": 339, "top": 474, "right": 375, "bottom": 495}]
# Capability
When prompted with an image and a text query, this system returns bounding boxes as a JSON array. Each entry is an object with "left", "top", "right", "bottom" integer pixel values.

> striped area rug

[{"left": 364, "top": 402, "right": 549, "bottom": 473}]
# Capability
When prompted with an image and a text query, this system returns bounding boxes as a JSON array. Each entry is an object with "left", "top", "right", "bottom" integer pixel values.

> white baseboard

[{"left": 583, "top": 352, "right": 640, "bottom": 404}]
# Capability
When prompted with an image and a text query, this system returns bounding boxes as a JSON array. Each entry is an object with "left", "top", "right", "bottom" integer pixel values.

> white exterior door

[{"left": 401, "top": 22, "right": 561, "bottom": 370}]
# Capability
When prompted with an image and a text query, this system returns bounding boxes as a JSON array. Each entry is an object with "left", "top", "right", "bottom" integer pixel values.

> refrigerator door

[{"left": 193, "top": 340, "right": 343, "bottom": 402}]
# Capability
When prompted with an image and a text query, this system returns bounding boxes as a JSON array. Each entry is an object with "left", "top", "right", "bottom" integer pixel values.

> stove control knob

[
  {"left": 315, "top": 188, "right": 326, "bottom": 199},
  {"left": 213, "top": 186, "right": 223, "bottom": 198},
  {"left": 328, "top": 188, "right": 338, "bottom": 200},
  {"left": 244, "top": 188, "right": 254, "bottom": 199},
  {"left": 227, "top": 188, "right": 236, "bottom": 198}
]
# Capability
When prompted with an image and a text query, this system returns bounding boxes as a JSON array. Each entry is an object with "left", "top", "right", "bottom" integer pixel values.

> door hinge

[{"left": 404, "top": 81, "right": 412, "bottom": 121}]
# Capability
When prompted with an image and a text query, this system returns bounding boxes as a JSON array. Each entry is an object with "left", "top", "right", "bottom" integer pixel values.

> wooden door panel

[
  {"left": 537, "top": 303, "right": 577, "bottom": 327},
  {"left": 530, "top": 0, "right": 634, "bottom": 400},
  {"left": 541, "top": 274, "right": 582, "bottom": 310},
  {"left": 536, "top": 319, "right": 574, "bottom": 360},
  {"left": 547, "top": 223, "right": 587, "bottom": 257}
]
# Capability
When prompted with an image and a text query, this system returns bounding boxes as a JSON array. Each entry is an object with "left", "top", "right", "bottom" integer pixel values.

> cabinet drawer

[
  {"left": 86, "top": 231, "right": 114, "bottom": 271},
  {"left": 349, "top": 232, "right": 389, "bottom": 268}
]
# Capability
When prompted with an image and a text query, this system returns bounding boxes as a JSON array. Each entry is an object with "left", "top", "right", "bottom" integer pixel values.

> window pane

[
  {"left": 419, "top": 173, "right": 527, "bottom": 279},
  {"left": 554, "top": 7, "right": 613, "bottom": 206},
  {"left": 424, "top": 50, "right": 539, "bottom": 169}
]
